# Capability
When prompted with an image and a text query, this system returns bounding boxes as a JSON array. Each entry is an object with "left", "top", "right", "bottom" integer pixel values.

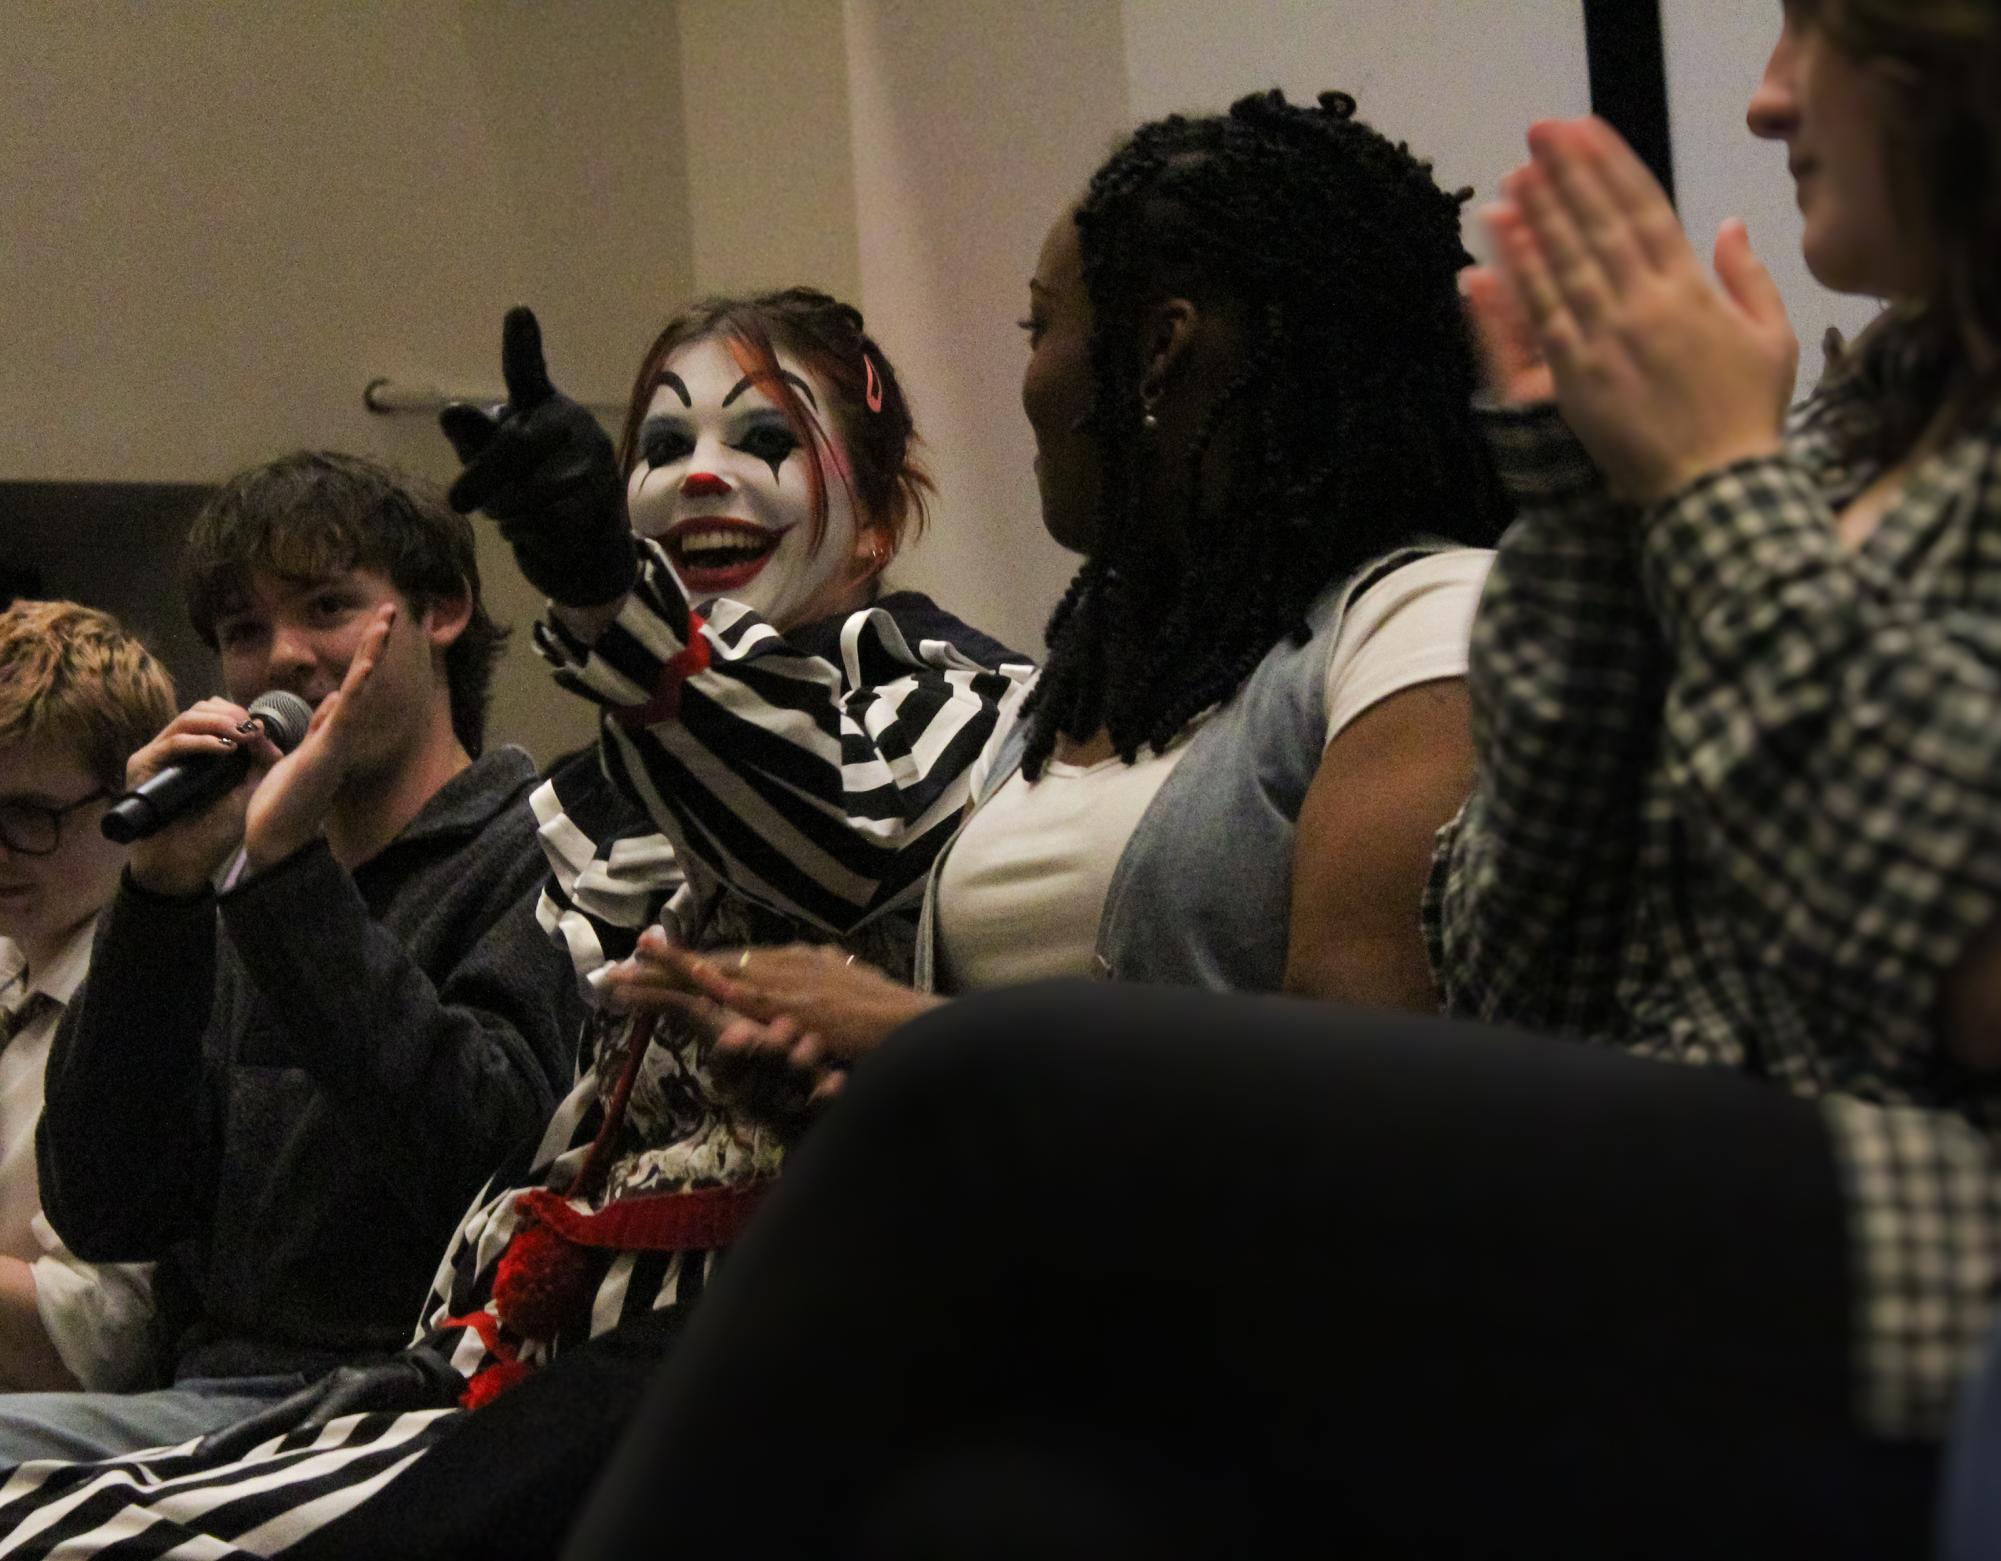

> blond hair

[{"left": 0, "top": 602, "right": 177, "bottom": 790}]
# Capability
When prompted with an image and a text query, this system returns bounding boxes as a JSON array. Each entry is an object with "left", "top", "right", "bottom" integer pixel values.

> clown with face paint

[
  {"left": 626, "top": 335, "right": 874, "bottom": 629},
  {"left": 443, "top": 293, "right": 1028, "bottom": 948},
  {"left": 289, "top": 293, "right": 1027, "bottom": 1448}
]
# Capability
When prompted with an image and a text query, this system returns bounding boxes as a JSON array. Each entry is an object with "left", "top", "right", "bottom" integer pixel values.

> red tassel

[
  {"left": 612, "top": 611, "right": 711, "bottom": 729},
  {"left": 492, "top": 1216, "right": 594, "bottom": 1342},
  {"left": 459, "top": 1356, "right": 536, "bottom": 1411}
]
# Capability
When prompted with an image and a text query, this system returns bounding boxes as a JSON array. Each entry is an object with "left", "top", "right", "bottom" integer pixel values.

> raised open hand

[
  {"left": 1491, "top": 117, "right": 1797, "bottom": 503},
  {"left": 242, "top": 603, "right": 395, "bottom": 872},
  {"left": 1462, "top": 225, "right": 1554, "bottom": 409},
  {"left": 439, "top": 307, "right": 637, "bottom": 607}
]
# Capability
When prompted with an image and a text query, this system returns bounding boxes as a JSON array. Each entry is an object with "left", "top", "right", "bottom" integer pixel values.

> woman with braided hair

[
  {"left": 1017, "top": 87, "right": 1502, "bottom": 784},
  {"left": 631, "top": 89, "right": 1508, "bottom": 1073}
]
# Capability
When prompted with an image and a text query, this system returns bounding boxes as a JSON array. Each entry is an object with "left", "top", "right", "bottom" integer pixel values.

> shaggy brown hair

[{"left": 182, "top": 451, "right": 506, "bottom": 756}]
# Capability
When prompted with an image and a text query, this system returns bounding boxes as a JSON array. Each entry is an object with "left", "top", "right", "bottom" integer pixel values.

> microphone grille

[{"left": 246, "top": 690, "right": 315, "bottom": 752}]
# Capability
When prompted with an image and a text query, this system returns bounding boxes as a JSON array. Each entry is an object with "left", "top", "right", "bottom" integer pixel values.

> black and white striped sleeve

[
  {"left": 531, "top": 769, "right": 687, "bottom": 1000},
  {"left": 1425, "top": 403, "right": 1666, "bottom": 1034},
  {"left": 537, "top": 542, "right": 1034, "bottom": 936}
]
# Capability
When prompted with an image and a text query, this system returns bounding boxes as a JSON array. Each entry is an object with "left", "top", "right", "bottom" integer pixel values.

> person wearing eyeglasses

[{"left": 0, "top": 600, "right": 176, "bottom": 1395}]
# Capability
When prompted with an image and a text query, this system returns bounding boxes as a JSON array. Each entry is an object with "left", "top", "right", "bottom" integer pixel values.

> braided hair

[{"left": 1020, "top": 89, "right": 1508, "bottom": 780}]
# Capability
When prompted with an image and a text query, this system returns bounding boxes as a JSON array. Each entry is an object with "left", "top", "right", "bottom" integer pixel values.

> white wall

[
  {"left": 844, "top": 0, "right": 1130, "bottom": 659},
  {"left": 678, "top": 0, "right": 861, "bottom": 302},
  {"left": 1121, "top": 0, "right": 1592, "bottom": 260},
  {"left": 1661, "top": 0, "right": 1884, "bottom": 375},
  {"left": 0, "top": 0, "right": 696, "bottom": 761},
  {"left": 0, "top": 1, "right": 691, "bottom": 483},
  {"left": 839, "top": 0, "right": 1590, "bottom": 659}
]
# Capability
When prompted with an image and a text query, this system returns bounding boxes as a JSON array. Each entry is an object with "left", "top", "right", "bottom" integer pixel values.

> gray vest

[{"left": 916, "top": 545, "right": 1451, "bottom": 993}]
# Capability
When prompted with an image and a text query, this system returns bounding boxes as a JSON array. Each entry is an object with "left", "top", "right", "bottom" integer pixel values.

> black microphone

[{"left": 101, "top": 690, "right": 315, "bottom": 844}]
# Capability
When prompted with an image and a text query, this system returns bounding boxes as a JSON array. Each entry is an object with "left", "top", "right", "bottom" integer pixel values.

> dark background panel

[
  {"left": 1, "top": 482, "right": 217, "bottom": 707},
  {"left": 1583, "top": 0, "right": 1675, "bottom": 204}
]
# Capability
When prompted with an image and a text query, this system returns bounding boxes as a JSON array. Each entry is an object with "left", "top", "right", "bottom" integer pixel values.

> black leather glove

[
  {"left": 191, "top": 1345, "right": 466, "bottom": 1462},
  {"left": 440, "top": 306, "right": 638, "bottom": 608}
]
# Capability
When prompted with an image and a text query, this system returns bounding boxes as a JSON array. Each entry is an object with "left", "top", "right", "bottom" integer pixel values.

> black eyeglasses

[{"left": 0, "top": 789, "right": 111, "bottom": 856}]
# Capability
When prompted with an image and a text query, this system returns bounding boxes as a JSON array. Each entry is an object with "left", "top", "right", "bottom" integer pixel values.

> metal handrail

[{"left": 362, "top": 378, "right": 626, "bottom": 417}]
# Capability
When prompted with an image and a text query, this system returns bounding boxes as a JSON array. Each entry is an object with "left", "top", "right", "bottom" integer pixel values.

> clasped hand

[
  {"left": 1465, "top": 117, "right": 1798, "bottom": 503},
  {"left": 602, "top": 928, "right": 943, "bottom": 1132}
]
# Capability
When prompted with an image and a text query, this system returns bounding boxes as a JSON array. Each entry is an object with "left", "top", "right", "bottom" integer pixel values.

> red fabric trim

[
  {"left": 447, "top": 1305, "right": 536, "bottom": 1410},
  {"left": 442, "top": 1306, "right": 512, "bottom": 1360},
  {"left": 514, "top": 1180, "right": 772, "bottom": 1254},
  {"left": 612, "top": 609, "right": 710, "bottom": 729},
  {"left": 460, "top": 1357, "right": 534, "bottom": 1411}
]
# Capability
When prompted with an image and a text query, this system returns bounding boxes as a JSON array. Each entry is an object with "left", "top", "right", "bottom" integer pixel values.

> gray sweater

[{"left": 40, "top": 747, "right": 585, "bottom": 1381}]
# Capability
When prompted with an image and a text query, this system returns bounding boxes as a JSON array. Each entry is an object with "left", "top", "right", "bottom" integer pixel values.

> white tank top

[{"left": 933, "top": 549, "right": 1493, "bottom": 992}]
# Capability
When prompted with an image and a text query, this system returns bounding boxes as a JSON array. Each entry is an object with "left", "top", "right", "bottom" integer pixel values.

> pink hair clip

[{"left": 864, "top": 351, "right": 884, "bottom": 413}]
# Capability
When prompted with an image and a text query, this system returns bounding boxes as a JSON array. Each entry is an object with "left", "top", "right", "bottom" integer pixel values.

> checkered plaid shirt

[{"left": 1425, "top": 362, "right": 2001, "bottom": 1438}]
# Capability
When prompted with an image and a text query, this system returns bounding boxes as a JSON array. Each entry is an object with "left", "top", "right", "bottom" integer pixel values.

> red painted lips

[{"left": 662, "top": 516, "right": 785, "bottom": 595}]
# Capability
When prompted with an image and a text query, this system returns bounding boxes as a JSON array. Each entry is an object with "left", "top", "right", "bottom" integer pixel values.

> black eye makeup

[
  {"left": 639, "top": 420, "right": 696, "bottom": 469},
  {"left": 637, "top": 407, "right": 804, "bottom": 483},
  {"left": 734, "top": 416, "right": 801, "bottom": 481}
]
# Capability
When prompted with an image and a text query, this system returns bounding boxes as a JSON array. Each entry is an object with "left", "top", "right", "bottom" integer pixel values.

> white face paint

[{"left": 626, "top": 335, "right": 865, "bottom": 630}]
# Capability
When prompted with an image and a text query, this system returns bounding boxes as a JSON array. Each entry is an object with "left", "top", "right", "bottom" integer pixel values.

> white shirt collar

[{"left": 0, "top": 916, "right": 99, "bottom": 1009}]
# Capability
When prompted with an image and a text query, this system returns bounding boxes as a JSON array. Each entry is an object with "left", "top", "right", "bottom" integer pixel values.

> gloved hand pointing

[{"left": 440, "top": 306, "right": 638, "bottom": 608}]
